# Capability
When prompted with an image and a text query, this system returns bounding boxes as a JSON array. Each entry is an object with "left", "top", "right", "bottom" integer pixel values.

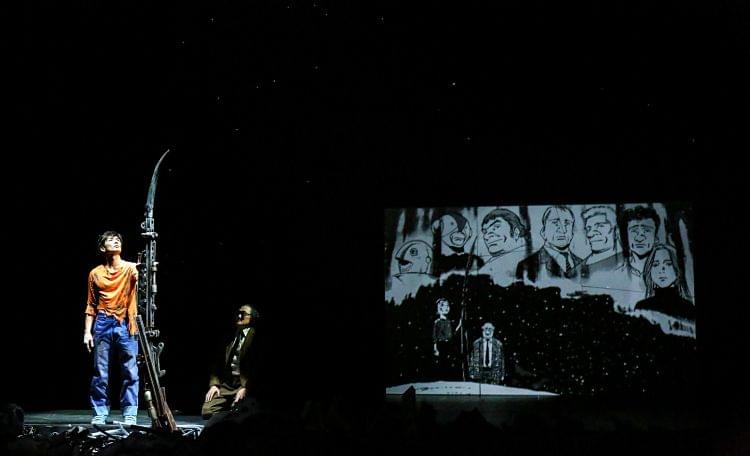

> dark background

[{"left": 6, "top": 0, "right": 749, "bottom": 424}]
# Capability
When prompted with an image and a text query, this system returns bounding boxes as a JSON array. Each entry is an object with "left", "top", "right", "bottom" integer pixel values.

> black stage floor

[
  {"left": 23, "top": 410, "right": 204, "bottom": 435},
  {"left": 8, "top": 398, "right": 733, "bottom": 456},
  {"left": 22, "top": 396, "right": 704, "bottom": 432},
  {"left": 18, "top": 395, "right": 707, "bottom": 438}
]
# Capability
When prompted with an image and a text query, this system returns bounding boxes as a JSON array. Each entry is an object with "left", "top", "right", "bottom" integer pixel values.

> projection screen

[{"left": 385, "top": 203, "right": 696, "bottom": 396}]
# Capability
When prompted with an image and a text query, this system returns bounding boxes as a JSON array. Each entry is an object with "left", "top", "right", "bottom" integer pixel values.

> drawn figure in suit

[
  {"left": 469, "top": 322, "right": 505, "bottom": 385},
  {"left": 516, "top": 205, "right": 583, "bottom": 283}
]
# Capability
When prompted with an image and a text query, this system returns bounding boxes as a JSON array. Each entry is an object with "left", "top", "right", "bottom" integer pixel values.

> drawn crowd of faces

[{"left": 385, "top": 204, "right": 695, "bottom": 338}]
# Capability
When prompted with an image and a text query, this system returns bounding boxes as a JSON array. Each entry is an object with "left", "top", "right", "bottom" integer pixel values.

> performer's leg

[
  {"left": 90, "top": 314, "right": 112, "bottom": 417},
  {"left": 435, "top": 341, "right": 449, "bottom": 380},
  {"left": 116, "top": 319, "right": 140, "bottom": 417},
  {"left": 432, "top": 343, "right": 443, "bottom": 381},
  {"left": 201, "top": 381, "right": 241, "bottom": 419},
  {"left": 445, "top": 343, "right": 460, "bottom": 380},
  {"left": 492, "top": 367, "right": 501, "bottom": 385},
  {"left": 202, "top": 394, "right": 230, "bottom": 419},
  {"left": 480, "top": 367, "right": 492, "bottom": 384}
]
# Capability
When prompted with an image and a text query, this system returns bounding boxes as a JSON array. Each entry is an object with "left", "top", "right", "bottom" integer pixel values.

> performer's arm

[
  {"left": 127, "top": 265, "right": 138, "bottom": 336},
  {"left": 205, "top": 356, "right": 223, "bottom": 402},
  {"left": 232, "top": 387, "right": 247, "bottom": 405},
  {"left": 433, "top": 321, "right": 439, "bottom": 356},
  {"left": 231, "top": 368, "right": 249, "bottom": 405},
  {"left": 83, "top": 314, "right": 94, "bottom": 353},
  {"left": 83, "top": 271, "right": 96, "bottom": 353},
  {"left": 204, "top": 385, "right": 220, "bottom": 403},
  {"left": 499, "top": 343, "right": 505, "bottom": 382}
]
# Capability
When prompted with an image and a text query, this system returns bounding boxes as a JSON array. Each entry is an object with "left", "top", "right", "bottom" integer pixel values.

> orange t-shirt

[{"left": 85, "top": 261, "right": 139, "bottom": 335}]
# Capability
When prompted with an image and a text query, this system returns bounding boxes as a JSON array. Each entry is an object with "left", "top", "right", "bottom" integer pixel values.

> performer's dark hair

[{"left": 98, "top": 231, "right": 123, "bottom": 249}]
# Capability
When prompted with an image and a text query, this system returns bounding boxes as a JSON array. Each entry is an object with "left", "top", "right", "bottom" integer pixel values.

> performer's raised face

[{"left": 99, "top": 235, "right": 122, "bottom": 255}]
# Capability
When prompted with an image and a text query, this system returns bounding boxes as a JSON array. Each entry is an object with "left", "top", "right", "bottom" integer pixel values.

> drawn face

[
  {"left": 441, "top": 216, "right": 469, "bottom": 249},
  {"left": 482, "top": 324, "right": 495, "bottom": 339},
  {"left": 627, "top": 218, "right": 656, "bottom": 257},
  {"left": 396, "top": 241, "right": 432, "bottom": 274},
  {"left": 437, "top": 301, "right": 450, "bottom": 316},
  {"left": 100, "top": 236, "right": 122, "bottom": 254},
  {"left": 541, "top": 208, "right": 574, "bottom": 249},
  {"left": 650, "top": 248, "right": 677, "bottom": 288},
  {"left": 482, "top": 217, "right": 515, "bottom": 254},
  {"left": 584, "top": 214, "right": 614, "bottom": 253}
]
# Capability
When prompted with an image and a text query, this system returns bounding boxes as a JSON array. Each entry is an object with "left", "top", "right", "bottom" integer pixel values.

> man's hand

[
  {"left": 232, "top": 387, "right": 246, "bottom": 405},
  {"left": 83, "top": 332, "right": 94, "bottom": 353},
  {"left": 204, "top": 385, "right": 220, "bottom": 403}
]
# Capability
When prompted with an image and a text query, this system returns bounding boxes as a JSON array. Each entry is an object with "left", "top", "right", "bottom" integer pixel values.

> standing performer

[{"left": 83, "top": 231, "right": 139, "bottom": 425}]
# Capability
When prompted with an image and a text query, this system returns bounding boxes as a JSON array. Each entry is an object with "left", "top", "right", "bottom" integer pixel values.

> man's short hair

[
  {"left": 581, "top": 206, "right": 617, "bottom": 226},
  {"left": 481, "top": 322, "right": 495, "bottom": 330},
  {"left": 619, "top": 206, "right": 661, "bottom": 233},
  {"left": 98, "top": 231, "right": 122, "bottom": 249},
  {"left": 541, "top": 205, "right": 575, "bottom": 230},
  {"left": 482, "top": 209, "right": 526, "bottom": 238}
]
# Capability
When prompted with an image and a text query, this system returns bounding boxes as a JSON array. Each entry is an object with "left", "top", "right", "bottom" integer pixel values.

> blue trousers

[{"left": 90, "top": 312, "right": 139, "bottom": 416}]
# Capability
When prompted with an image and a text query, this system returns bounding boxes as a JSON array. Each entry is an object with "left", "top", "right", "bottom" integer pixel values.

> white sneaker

[
  {"left": 91, "top": 415, "right": 107, "bottom": 425},
  {"left": 123, "top": 415, "right": 137, "bottom": 425}
]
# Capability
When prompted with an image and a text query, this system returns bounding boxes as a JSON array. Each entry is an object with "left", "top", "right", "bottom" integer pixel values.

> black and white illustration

[
  {"left": 432, "top": 298, "right": 462, "bottom": 381},
  {"left": 477, "top": 209, "right": 528, "bottom": 287},
  {"left": 431, "top": 211, "right": 485, "bottom": 276},
  {"left": 385, "top": 203, "right": 696, "bottom": 396},
  {"left": 468, "top": 322, "right": 505, "bottom": 385},
  {"left": 516, "top": 205, "right": 584, "bottom": 283}
]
